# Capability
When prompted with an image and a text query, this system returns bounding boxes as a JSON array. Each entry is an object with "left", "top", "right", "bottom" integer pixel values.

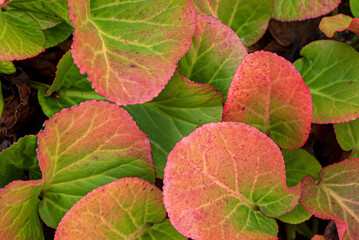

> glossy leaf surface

[
  {"left": 223, "top": 51, "right": 312, "bottom": 150},
  {"left": 69, "top": 0, "right": 196, "bottom": 105},
  {"left": 37, "top": 101, "right": 156, "bottom": 228},
  {"left": 351, "top": 0, "right": 359, "bottom": 17},
  {"left": 192, "top": 0, "right": 273, "bottom": 46},
  {"left": 178, "top": 15, "right": 247, "bottom": 99},
  {"left": 0, "top": 60, "right": 16, "bottom": 74},
  {"left": 164, "top": 122, "right": 301, "bottom": 239},
  {"left": 125, "top": 70, "right": 223, "bottom": 178},
  {"left": 320, "top": 14, "right": 359, "bottom": 37},
  {"left": 273, "top": 0, "right": 340, "bottom": 21},
  {"left": 55, "top": 178, "right": 183, "bottom": 239},
  {"left": 294, "top": 40, "right": 359, "bottom": 123},
  {"left": 334, "top": 118, "right": 359, "bottom": 158},
  {"left": 301, "top": 159, "right": 359, "bottom": 240},
  {"left": 0, "top": 10, "right": 45, "bottom": 60}
]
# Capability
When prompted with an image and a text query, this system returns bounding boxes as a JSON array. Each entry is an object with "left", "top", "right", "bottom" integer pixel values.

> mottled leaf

[
  {"left": 294, "top": 40, "right": 359, "bottom": 123},
  {"left": 320, "top": 14, "right": 359, "bottom": 38},
  {"left": 43, "top": 22, "right": 73, "bottom": 48},
  {"left": 350, "top": 0, "right": 359, "bottom": 18},
  {"left": 69, "top": 0, "right": 196, "bottom": 105},
  {"left": 192, "top": 0, "right": 273, "bottom": 46},
  {"left": 334, "top": 118, "right": 359, "bottom": 158},
  {"left": 125, "top": 70, "right": 223, "bottom": 178},
  {"left": 37, "top": 101, "right": 156, "bottom": 228},
  {"left": 0, "top": 135, "right": 41, "bottom": 187},
  {"left": 178, "top": 15, "right": 247, "bottom": 99},
  {"left": 0, "top": 10, "right": 45, "bottom": 60},
  {"left": 164, "top": 122, "right": 301, "bottom": 239},
  {"left": 0, "top": 60, "right": 16, "bottom": 74},
  {"left": 278, "top": 149, "right": 322, "bottom": 224},
  {"left": 301, "top": 159, "right": 359, "bottom": 240},
  {"left": 312, "top": 235, "right": 325, "bottom": 240},
  {"left": 55, "top": 178, "right": 184, "bottom": 240},
  {"left": 223, "top": 51, "right": 312, "bottom": 150},
  {"left": 273, "top": 0, "right": 340, "bottom": 21}
]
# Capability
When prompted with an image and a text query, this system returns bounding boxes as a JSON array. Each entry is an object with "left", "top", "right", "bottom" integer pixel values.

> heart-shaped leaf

[
  {"left": 294, "top": 40, "right": 359, "bottom": 124},
  {"left": 351, "top": 0, "right": 359, "bottom": 18},
  {"left": 301, "top": 159, "right": 359, "bottom": 240},
  {"left": 164, "top": 122, "right": 301, "bottom": 239},
  {"left": 68, "top": 0, "right": 196, "bottom": 105},
  {"left": 125, "top": 69, "right": 223, "bottom": 178},
  {"left": 273, "top": 0, "right": 340, "bottom": 21},
  {"left": 191, "top": 0, "right": 273, "bottom": 46},
  {"left": 0, "top": 60, "right": 16, "bottom": 74},
  {"left": 178, "top": 15, "right": 247, "bottom": 99},
  {"left": 223, "top": 51, "right": 312, "bottom": 150},
  {"left": 319, "top": 14, "right": 359, "bottom": 38},
  {"left": 55, "top": 178, "right": 185, "bottom": 240},
  {"left": 334, "top": 118, "right": 359, "bottom": 158}
]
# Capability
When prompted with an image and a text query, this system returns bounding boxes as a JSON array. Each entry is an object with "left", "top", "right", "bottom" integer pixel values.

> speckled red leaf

[
  {"left": 164, "top": 122, "right": 301, "bottom": 240},
  {"left": 301, "top": 159, "right": 359, "bottom": 240},
  {"left": 320, "top": 14, "right": 359, "bottom": 38},
  {"left": 68, "top": 0, "right": 196, "bottom": 105},
  {"left": 223, "top": 51, "right": 312, "bottom": 150}
]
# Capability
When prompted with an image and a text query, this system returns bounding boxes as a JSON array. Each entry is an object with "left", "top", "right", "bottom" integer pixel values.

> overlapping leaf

[
  {"left": 273, "top": 0, "right": 340, "bottom": 21},
  {"left": 301, "top": 159, "right": 359, "bottom": 240},
  {"left": 0, "top": 60, "right": 16, "bottom": 74},
  {"left": 192, "top": 0, "right": 273, "bottom": 46},
  {"left": 334, "top": 118, "right": 359, "bottom": 158},
  {"left": 223, "top": 51, "right": 312, "bottom": 150},
  {"left": 164, "top": 122, "right": 301, "bottom": 239},
  {"left": 320, "top": 14, "right": 359, "bottom": 38},
  {"left": 178, "top": 15, "right": 247, "bottom": 99},
  {"left": 351, "top": 0, "right": 359, "bottom": 18},
  {"left": 125, "top": 69, "right": 223, "bottom": 178},
  {"left": 43, "top": 22, "right": 73, "bottom": 49},
  {"left": 0, "top": 0, "right": 10, "bottom": 8},
  {"left": 294, "top": 40, "right": 359, "bottom": 123},
  {"left": 68, "top": 0, "right": 196, "bottom": 105},
  {"left": 55, "top": 178, "right": 185, "bottom": 240}
]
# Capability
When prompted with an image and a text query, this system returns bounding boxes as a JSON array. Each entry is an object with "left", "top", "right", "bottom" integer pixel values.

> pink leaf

[{"left": 320, "top": 14, "right": 359, "bottom": 38}]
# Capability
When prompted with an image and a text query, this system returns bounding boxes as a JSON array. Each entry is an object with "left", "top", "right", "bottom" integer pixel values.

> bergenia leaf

[
  {"left": 43, "top": 22, "right": 73, "bottom": 49},
  {"left": 38, "top": 50, "right": 106, "bottom": 117},
  {"left": 301, "top": 159, "right": 359, "bottom": 240},
  {"left": 319, "top": 14, "right": 359, "bottom": 38},
  {"left": 223, "top": 51, "right": 312, "bottom": 150},
  {"left": 0, "top": 0, "right": 10, "bottom": 8},
  {"left": 294, "top": 40, "right": 359, "bottom": 124},
  {"left": 0, "top": 60, "right": 16, "bottom": 74},
  {"left": 138, "top": 219, "right": 186, "bottom": 240},
  {"left": 273, "top": 0, "right": 340, "bottom": 21},
  {"left": 26, "top": 12, "right": 63, "bottom": 30},
  {"left": 0, "top": 180, "right": 44, "bottom": 240},
  {"left": 178, "top": 15, "right": 247, "bottom": 99},
  {"left": 68, "top": 0, "right": 196, "bottom": 105},
  {"left": 55, "top": 178, "right": 184, "bottom": 240},
  {"left": 0, "top": 81, "right": 3, "bottom": 119},
  {"left": 334, "top": 118, "right": 359, "bottom": 158},
  {"left": 350, "top": 0, "right": 359, "bottom": 18},
  {"left": 0, "top": 10, "right": 45, "bottom": 61},
  {"left": 163, "top": 122, "right": 301, "bottom": 239},
  {"left": 125, "top": 69, "right": 223, "bottom": 178},
  {"left": 192, "top": 0, "right": 273, "bottom": 46},
  {"left": 0, "top": 135, "right": 41, "bottom": 187},
  {"left": 312, "top": 236, "right": 325, "bottom": 240},
  {"left": 278, "top": 149, "right": 322, "bottom": 224},
  {"left": 37, "top": 100, "right": 156, "bottom": 228}
]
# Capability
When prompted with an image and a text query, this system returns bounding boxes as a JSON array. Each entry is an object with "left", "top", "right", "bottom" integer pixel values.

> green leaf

[
  {"left": 125, "top": 70, "right": 223, "bottom": 178},
  {"left": 0, "top": 60, "right": 16, "bottom": 74},
  {"left": 319, "top": 14, "right": 359, "bottom": 38},
  {"left": 139, "top": 219, "right": 186, "bottom": 240},
  {"left": 26, "top": 12, "right": 63, "bottom": 30},
  {"left": 38, "top": 50, "right": 106, "bottom": 117},
  {"left": 294, "top": 40, "right": 359, "bottom": 123},
  {"left": 68, "top": 0, "right": 196, "bottom": 105},
  {"left": 0, "top": 10, "right": 45, "bottom": 60},
  {"left": 164, "top": 122, "right": 301, "bottom": 239},
  {"left": 192, "top": 0, "right": 273, "bottom": 46},
  {"left": 278, "top": 149, "right": 322, "bottom": 224},
  {"left": 43, "top": 22, "right": 73, "bottom": 49},
  {"left": 0, "top": 135, "right": 41, "bottom": 187},
  {"left": 334, "top": 118, "right": 359, "bottom": 158},
  {"left": 178, "top": 15, "right": 247, "bottom": 99},
  {"left": 350, "top": 0, "right": 359, "bottom": 18}
]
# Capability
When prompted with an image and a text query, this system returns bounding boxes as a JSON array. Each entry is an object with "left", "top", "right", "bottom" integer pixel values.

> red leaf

[{"left": 320, "top": 14, "right": 359, "bottom": 38}]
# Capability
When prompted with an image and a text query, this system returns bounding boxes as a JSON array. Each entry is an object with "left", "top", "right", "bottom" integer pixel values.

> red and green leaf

[
  {"left": 301, "top": 159, "right": 359, "bottom": 240},
  {"left": 294, "top": 40, "right": 359, "bottom": 123},
  {"left": 164, "top": 122, "right": 301, "bottom": 239},
  {"left": 319, "top": 14, "right": 359, "bottom": 38},
  {"left": 55, "top": 178, "right": 184, "bottom": 240},
  {"left": 273, "top": 0, "right": 340, "bottom": 21},
  {"left": 178, "top": 15, "right": 247, "bottom": 99},
  {"left": 0, "top": 0, "right": 10, "bottom": 8},
  {"left": 312, "top": 235, "right": 325, "bottom": 240},
  {"left": 223, "top": 51, "right": 312, "bottom": 150},
  {"left": 68, "top": 0, "right": 196, "bottom": 105},
  {"left": 334, "top": 118, "right": 359, "bottom": 158}
]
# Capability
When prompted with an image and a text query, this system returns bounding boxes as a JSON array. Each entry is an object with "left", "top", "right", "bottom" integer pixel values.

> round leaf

[
  {"left": 68, "top": 0, "right": 196, "bottom": 105},
  {"left": 223, "top": 51, "right": 312, "bottom": 150},
  {"left": 164, "top": 122, "right": 301, "bottom": 239}
]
